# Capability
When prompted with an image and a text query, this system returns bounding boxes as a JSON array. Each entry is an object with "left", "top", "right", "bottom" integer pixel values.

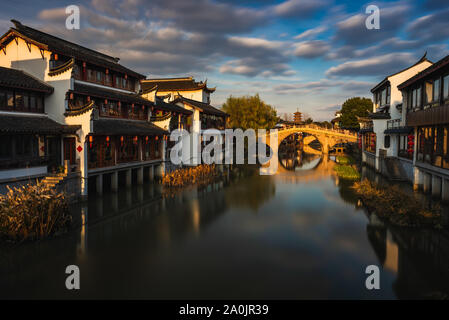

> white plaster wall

[{"left": 0, "top": 37, "right": 72, "bottom": 124}]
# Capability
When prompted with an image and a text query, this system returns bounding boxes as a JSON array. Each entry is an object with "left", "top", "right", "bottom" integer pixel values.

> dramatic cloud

[
  {"left": 407, "top": 8, "right": 449, "bottom": 45},
  {"left": 294, "top": 26, "right": 327, "bottom": 40},
  {"left": 294, "top": 40, "right": 330, "bottom": 58},
  {"left": 325, "top": 53, "right": 417, "bottom": 77},
  {"left": 332, "top": 4, "right": 410, "bottom": 46},
  {"left": 274, "top": 0, "right": 330, "bottom": 18}
]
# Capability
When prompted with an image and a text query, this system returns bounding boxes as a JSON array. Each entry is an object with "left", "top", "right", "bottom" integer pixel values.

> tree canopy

[
  {"left": 222, "top": 94, "right": 278, "bottom": 130},
  {"left": 339, "top": 97, "right": 373, "bottom": 129}
]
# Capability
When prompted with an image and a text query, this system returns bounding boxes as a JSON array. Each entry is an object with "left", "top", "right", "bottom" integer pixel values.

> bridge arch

[{"left": 267, "top": 125, "right": 357, "bottom": 154}]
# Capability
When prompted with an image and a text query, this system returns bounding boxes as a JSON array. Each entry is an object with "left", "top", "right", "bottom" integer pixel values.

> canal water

[{"left": 1, "top": 153, "right": 449, "bottom": 299}]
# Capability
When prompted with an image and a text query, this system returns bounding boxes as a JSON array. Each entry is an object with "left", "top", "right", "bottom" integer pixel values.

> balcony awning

[
  {"left": 384, "top": 126, "right": 413, "bottom": 134},
  {"left": 0, "top": 114, "right": 80, "bottom": 134},
  {"left": 92, "top": 118, "right": 168, "bottom": 136}
]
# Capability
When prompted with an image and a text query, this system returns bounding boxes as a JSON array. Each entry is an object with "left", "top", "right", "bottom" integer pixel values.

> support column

[
  {"left": 137, "top": 166, "right": 144, "bottom": 185},
  {"left": 80, "top": 140, "right": 88, "bottom": 199},
  {"left": 96, "top": 174, "right": 103, "bottom": 195},
  {"left": 149, "top": 165, "right": 155, "bottom": 182},
  {"left": 432, "top": 175, "right": 442, "bottom": 198},
  {"left": 423, "top": 173, "right": 431, "bottom": 194},
  {"left": 413, "top": 167, "right": 423, "bottom": 191},
  {"left": 442, "top": 179, "right": 449, "bottom": 203},
  {"left": 125, "top": 169, "right": 132, "bottom": 187},
  {"left": 111, "top": 171, "right": 118, "bottom": 192}
]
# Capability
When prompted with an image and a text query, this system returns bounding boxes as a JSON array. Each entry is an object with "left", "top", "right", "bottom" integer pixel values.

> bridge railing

[{"left": 277, "top": 124, "right": 357, "bottom": 137}]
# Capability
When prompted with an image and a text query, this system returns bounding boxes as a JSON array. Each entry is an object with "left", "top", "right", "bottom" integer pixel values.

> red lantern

[
  {"left": 106, "top": 69, "right": 109, "bottom": 74},
  {"left": 89, "top": 135, "right": 93, "bottom": 149},
  {"left": 133, "top": 136, "right": 138, "bottom": 144},
  {"left": 155, "top": 136, "right": 159, "bottom": 141},
  {"left": 87, "top": 96, "right": 91, "bottom": 102},
  {"left": 104, "top": 99, "right": 108, "bottom": 104},
  {"left": 54, "top": 53, "right": 58, "bottom": 61},
  {"left": 145, "top": 136, "right": 149, "bottom": 144},
  {"left": 69, "top": 93, "right": 74, "bottom": 100},
  {"left": 120, "top": 136, "right": 124, "bottom": 146},
  {"left": 106, "top": 136, "right": 110, "bottom": 147}
]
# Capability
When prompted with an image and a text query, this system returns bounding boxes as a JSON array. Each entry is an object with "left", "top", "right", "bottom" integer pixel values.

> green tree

[
  {"left": 340, "top": 97, "right": 373, "bottom": 129},
  {"left": 222, "top": 94, "right": 278, "bottom": 130}
]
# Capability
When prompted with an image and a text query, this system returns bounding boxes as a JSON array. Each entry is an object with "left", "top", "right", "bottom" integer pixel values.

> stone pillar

[
  {"left": 432, "top": 175, "right": 442, "bottom": 198},
  {"left": 111, "top": 171, "right": 118, "bottom": 192},
  {"left": 149, "top": 165, "right": 155, "bottom": 182},
  {"left": 423, "top": 172, "right": 431, "bottom": 194},
  {"left": 322, "top": 137, "right": 329, "bottom": 154},
  {"left": 137, "top": 166, "right": 144, "bottom": 185},
  {"left": 442, "top": 179, "right": 449, "bottom": 203},
  {"left": 413, "top": 167, "right": 422, "bottom": 191},
  {"left": 125, "top": 169, "right": 132, "bottom": 187},
  {"left": 96, "top": 174, "right": 103, "bottom": 195},
  {"left": 80, "top": 140, "right": 89, "bottom": 199}
]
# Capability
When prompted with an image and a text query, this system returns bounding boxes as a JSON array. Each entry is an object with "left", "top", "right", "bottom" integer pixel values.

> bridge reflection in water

[{"left": 1, "top": 153, "right": 449, "bottom": 298}]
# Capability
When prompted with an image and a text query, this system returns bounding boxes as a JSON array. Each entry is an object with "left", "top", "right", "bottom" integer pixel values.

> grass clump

[
  {"left": 0, "top": 182, "right": 72, "bottom": 242},
  {"left": 353, "top": 179, "right": 443, "bottom": 228},
  {"left": 334, "top": 165, "right": 361, "bottom": 180},
  {"left": 336, "top": 155, "right": 354, "bottom": 165},
  {"left": 334, "top": 156, "right": 360, "bottom": 180},
  {"left": 162, "top": 164, "right": 220, "bottom": 188}
]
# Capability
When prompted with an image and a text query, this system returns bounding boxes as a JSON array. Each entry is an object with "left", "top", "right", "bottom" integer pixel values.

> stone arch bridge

[{"left": 267, "top": 125, "right": 358, "bottom": 154}]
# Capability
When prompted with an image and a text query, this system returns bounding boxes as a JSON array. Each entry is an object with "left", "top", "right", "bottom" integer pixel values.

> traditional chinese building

[
  {"left": 360, "top": 54, "right": 432, "bottom": 181},
  {"left": 140, "top": 77, "right": 228, "bottom": 165},
  {"left": 398, "top": 54, "right": 449, "bottom": 200},
  {"left": 0, "top": 20, "right": 188, "bottom": 197},
  {"left": 293, "top": 111, "right": 303, "bottom": 124}
]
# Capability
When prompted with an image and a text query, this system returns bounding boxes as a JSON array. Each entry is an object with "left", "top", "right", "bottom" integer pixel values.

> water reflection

[{"left": 1, "top": 160, "right": 449, "bottom": 299}]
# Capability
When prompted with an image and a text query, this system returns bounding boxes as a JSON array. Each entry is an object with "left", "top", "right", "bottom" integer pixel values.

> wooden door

[{"left": 63, "top": 137, "right": 76, "bottom": 165}]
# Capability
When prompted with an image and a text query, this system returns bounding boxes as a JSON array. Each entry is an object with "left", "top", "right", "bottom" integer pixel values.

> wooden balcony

[{"left": 407, "top": 104, "right": 449, "bottom": 126}]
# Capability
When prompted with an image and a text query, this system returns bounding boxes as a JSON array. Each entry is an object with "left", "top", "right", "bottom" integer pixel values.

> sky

[{"left": 1, "top": 0, "right": 449, "bottom": 121}]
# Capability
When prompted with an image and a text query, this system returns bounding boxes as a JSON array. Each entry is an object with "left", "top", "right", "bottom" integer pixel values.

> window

[
  {"left": 15, "top": 92, "right": 24, "bottom": 110},
  {"left": 105, "top": 74, "right": 112, "bottom": 85},
  {"left": 23, "top": 93, "right": 29, "bottom": 110},
  {"left": 412, "top": 89, "right": 416, "bottom": 108},
  {"left": 444, "top": 75, "right": 449, "bottom": 100},
  {"left": 36, "top": 96, "right": 43, "bottom": 112},
  {"left": 434, "top": 78, "right": 440, "bottom": 102},
  {"left": 73, "top": 64, "right": 81, "bottom": 79},
  {"left": 386, "top": 86, "right": 390, "bottom": 105},
  {"left": 384, "top": 135, "right": 390, "bottom": 148},
  {"left": 425, "top": 81, "right": 433, "bottom": 104},
  {"left": 87, "top": 69, "right": 94, "bottom": 81},
  {"left": 116, "top": 76, "right": 121, "bottom": 87},
  {"left": 0, "top": 90, "right": 6, "bottom": 109},
  {"left": 0, "top": 135, "right": 12, "bottom": 158},
  {"left": 122, "top": 78, "right": 127, "bottom": 88},
  {"left": 417, "top": 87, "right": 422, "bottom": 107},
  {"left": 96, "top": 71, "right": 103, "bottom": 83},
  {"left": 30, "top": 95, "right": 36, "bottom": 111}
]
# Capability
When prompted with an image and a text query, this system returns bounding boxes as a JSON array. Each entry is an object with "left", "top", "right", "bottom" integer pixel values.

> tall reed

[{"left": 0, "top": 181, "right": 72, "bottom": 242}]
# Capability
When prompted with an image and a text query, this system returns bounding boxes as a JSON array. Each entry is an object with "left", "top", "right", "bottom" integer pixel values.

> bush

[
  {"left": 0, "top": 182, "right": 72, "bottom": 242},
  {"left": 353, "top": 179, "right": 443, "bottom": 228}
]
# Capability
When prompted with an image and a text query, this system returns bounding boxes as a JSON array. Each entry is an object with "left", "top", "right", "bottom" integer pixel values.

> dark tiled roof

[
  {"left": 368, "top": 112, "right": 391, "bottom": 120},
  {"left": 398, "top": 54, "right": 449, "bottom": 90},
  {"left": 93, "top": 118, "right": 167, "bottom": 136},
  {"left": 72, "top": 83, "right": 152, "bottom": 106},
  {"left": 0, "top": 66, "right": 53, "bottom": 93},
  {"left": 2, "top": 20, "right": 145, "bottom": 79},
  {"left": 154, "top": 98, "right": 192, "bottom": 115},
  {"left": 173, "top": 96, "right": 228, "bottom": 117},
  {"left": 384, "top": 126, "right": 413, "bottom": 134},
  {"left": 0, "top": 115, "right": 79, "bottom": 134},
  {"left": 141, "top": 77, "right": 216, "bottom": 93}
]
